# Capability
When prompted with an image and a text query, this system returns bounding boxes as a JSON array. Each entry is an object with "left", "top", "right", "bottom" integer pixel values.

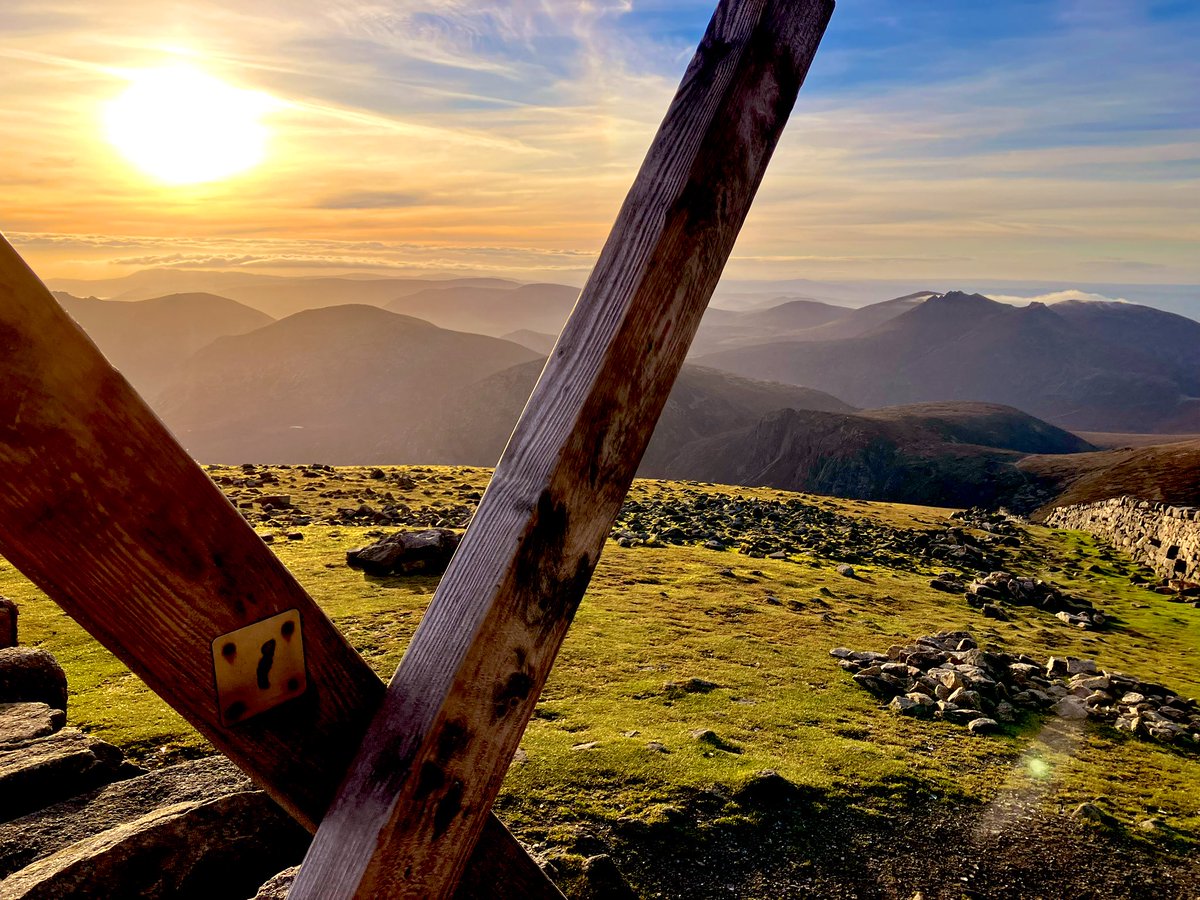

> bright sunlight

[{"left": 104, "top": 64, "right": 273, "bottom": 185}]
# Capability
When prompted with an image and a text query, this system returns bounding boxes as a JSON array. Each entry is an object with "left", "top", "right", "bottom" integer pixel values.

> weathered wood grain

[
  {"left": 0, "top": 236, "right": 562, "bottom": 899},
  {"left": 292, "top": 0, "right": 835, "bottom": 896}
]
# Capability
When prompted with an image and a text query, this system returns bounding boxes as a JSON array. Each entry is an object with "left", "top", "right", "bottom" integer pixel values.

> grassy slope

[{"left": 3, "top": 466, "right": 1200, "bottom": 884}]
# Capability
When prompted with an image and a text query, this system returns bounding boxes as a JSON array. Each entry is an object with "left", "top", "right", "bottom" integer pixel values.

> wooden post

[
  {"left": 292, "top": 0, "right": 834, "bottom": 896},
  {"left": 0, "top": 237, "right": 562, "bottom": 899}
]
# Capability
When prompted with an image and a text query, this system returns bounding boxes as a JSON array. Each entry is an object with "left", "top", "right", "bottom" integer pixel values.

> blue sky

[{"left": 1, "top": 0, "right": 1197, "bottom": 292}]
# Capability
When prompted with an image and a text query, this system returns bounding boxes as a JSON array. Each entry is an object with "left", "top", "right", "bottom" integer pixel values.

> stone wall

[{"left": 1045, "top": 496, "right": 1200, "bottom": 583}]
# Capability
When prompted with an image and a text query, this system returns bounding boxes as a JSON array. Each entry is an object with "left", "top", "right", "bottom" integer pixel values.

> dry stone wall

[{"left": 1045, "top": 497, "right": 1200, "bottom": 583}]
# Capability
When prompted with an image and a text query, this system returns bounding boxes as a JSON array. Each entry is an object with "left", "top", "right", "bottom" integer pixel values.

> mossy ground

[{"left": 3, "top": 465, "right": 1199, "bottom": 889}]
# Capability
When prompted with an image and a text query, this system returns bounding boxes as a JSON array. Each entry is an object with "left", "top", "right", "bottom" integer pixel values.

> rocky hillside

[
  {"left": 1019, "top": 439, "right": 1200, "bottom": 514},
  {"left": 698, "top": 291, "right": 1200, "bottom": 434},
  {"left": 408, "top": 359, "right": 856, "bottom": 470},
  {"left": 654, "top": 403, "right": 1092, "bottom": 509}
]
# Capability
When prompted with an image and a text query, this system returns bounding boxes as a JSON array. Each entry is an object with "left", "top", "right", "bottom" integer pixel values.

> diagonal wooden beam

[
  {"left": 292, "top": 0, "right": 835, "bottom": 896},
  {"left": 0, "top": 237, "right": 562, "bottom": 898}
]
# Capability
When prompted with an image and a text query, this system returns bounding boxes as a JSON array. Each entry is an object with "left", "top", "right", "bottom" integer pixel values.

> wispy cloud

[{"left": 1, "top": 0, "right": 1197, "bottom": 284}]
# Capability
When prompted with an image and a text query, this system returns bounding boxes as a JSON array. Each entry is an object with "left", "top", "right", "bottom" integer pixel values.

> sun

[{"left": 105, "top": 64, "right": 273, "bottom": 185}]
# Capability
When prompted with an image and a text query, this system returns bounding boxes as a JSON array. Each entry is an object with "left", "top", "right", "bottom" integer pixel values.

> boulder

[
  {"left": 0, "top": 597, "right": 16, "bottom": 649},
  {"left": 346, "top": 528, "right": 461, "bottom": 577},
  {"left": 0, "top": 791, "right": 309, "bottom": 899},
  {"left": 0, "top": 648, "right": 67, "bottom": 713},
  {"left": 0, "top": 703, "right": 65, "bottom": 747},
  {"left": 967, "top": 717, "right": 1000, "bottom": 735}
]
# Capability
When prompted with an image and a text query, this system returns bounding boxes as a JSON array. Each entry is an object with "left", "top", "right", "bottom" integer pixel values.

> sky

[{"left": 2, "top": 0, "right": 1198, "bottom": 292}]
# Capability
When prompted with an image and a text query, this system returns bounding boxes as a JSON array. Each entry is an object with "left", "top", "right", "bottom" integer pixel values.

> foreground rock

[
  {"left": 0, "top": 790, "right": 308, "bottom": 899},
  {"left": 346, "top": 528, "right": 462, "bottom": 576},
  {"left": 0, "top": 728, "right": 139, "bottom": 823},
  {"left": 966, "top": 571, "right": 1106, "bottom": 629},
  {"left": 0, "top": 648, "right": 68, "bottom": 712},
  {"left": 836, "top": 631, "right": 1200, "bottom": 747},
  {"left": 0, "top": 703, "right": 65, "bottom": 747},
  {"left": 0, "top": 756, "right": 253, "bottom": 879}
]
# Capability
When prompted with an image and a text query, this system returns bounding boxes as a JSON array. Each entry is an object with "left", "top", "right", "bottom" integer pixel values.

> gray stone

[
  {"left": 967, "top": 717, "right": 1000, "bottom": 735},
  {"left": 0, "top": 703, "right": 65, "bottom": 747},
  {"left": 836, "top": 564, "right": 856, "bottom": 578},
  {"left": 1053, "top": 697, "right": 1089, "bottom": 720},
  {"left": 888, "top": 695, "right": 923, "bottom": 716},
  {"left": 690, "top": 729, "right": 740, "bottom": 752},
  {"left": 0, "top": 648, "right": 67, "bottom": 713}
]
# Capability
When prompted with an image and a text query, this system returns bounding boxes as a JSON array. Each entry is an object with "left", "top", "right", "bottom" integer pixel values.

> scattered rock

[
  {"left": 733, "top": 770, "right": 804, "bottom": 809},
  {"left": 571, "top": 741, "right": 601, "bottom": 751},
  {"left": 838, "top": 630, "right": 1200, "bottom": 748},
  {"left": 966, "top": 571, "right": 1105, "bottom": 629},
  {"left": 836, "top": 564, "right": 856, "bottom": 578},
  {"left": 690, "top": 729, "right": 740, "bottom": 753},
  {"left": 967, "top": 717, "right": 999, "bottom": 735},
  {"left": 1072, "top": 802, "right": 1118, "bottom": 828}
]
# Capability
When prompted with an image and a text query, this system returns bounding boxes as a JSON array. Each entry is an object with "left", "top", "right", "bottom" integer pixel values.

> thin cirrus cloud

[{"left": 0, "top": 0, "right": 1196, "bottom": 284}]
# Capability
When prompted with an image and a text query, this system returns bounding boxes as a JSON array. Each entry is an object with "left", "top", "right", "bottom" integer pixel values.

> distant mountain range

[
  {"left": 699, "top": 291, "right": 1200, "bottom": 434},
  {"left": 50, "top": 285, "right": 1200, "bottom": 510},
  {"left": 54, "top": 292, "right": 272, "bottom": 393}
]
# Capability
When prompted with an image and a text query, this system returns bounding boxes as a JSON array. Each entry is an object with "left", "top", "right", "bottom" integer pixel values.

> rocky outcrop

[
  {"left": 836, "top": 632, "right": 1200, "bottom": 748},
  {"left": 1046, "top": 497, "right": 1200, "bottom": 584}
]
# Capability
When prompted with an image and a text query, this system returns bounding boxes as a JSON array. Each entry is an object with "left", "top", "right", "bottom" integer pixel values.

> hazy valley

[{"left": 49, "top": 275, "right": 1200, "bottom": 516}]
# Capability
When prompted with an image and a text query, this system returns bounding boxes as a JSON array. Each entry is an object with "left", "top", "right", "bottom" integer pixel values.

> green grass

[{"left": 4, "top": 466, "right": 1200, "bottom": 853}]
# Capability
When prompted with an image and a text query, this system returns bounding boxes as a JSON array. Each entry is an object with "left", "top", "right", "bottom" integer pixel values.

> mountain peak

[{"left": 930, "top": 290, "right": 995, "bottom": 307}]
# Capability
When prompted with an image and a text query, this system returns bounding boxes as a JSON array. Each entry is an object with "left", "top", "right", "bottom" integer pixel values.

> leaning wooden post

[
  {"left": 292, "top": 0, "right": 835, "bottom": 896},
  {"left": 0, "top": 236, "right": 563, "bottom": 899}
]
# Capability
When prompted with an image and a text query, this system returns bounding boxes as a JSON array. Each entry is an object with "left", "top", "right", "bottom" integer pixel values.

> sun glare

[{"left": 105, "top": 64, "right": 272, "bottom": 185}]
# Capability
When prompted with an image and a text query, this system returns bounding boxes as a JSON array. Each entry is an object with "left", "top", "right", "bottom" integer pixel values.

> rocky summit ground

[{"left": 2, "top": 465, "right": 1199, "bottom": 898}]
